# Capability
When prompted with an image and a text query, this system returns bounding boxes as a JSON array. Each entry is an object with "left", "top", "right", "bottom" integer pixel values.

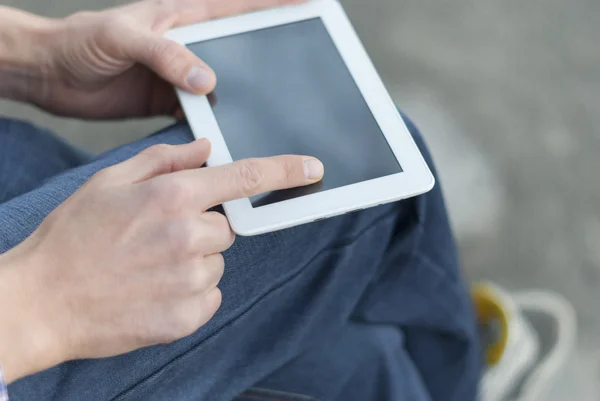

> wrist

[
  {"left": 0, "top": 6, "right": 60, "bottom": 104},
  {"left": 0, "top": 245, "right": 65, "bottom": 384}
]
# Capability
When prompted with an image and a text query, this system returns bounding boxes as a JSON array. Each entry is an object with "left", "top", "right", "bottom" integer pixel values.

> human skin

[{"left": 0, "top": 0, "right": 305, "bottom": 118}]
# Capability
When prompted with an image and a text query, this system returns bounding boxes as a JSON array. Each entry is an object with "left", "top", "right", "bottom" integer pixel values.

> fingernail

[
  {"left": 186, "top": 66, "right": 213, "bottom": 92},
  {"left": 303, "top": 158, "right": 324, "bottom": 180}
]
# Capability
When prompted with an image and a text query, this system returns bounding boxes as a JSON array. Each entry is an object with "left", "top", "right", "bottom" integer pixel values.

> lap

[
  {"left": 0, "top": 119, "right": 90, "bottom": 203},
  {"left": 2, "top": 118, "right": 479, "bottom": 401}
]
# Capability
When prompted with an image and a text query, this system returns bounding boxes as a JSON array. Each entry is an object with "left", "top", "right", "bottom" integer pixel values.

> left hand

[{"left": 34, "top": 0, "right": 304, "bottom": 119}]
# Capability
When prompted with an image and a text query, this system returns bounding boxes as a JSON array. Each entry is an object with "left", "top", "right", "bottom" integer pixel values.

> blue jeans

[{"left": 0, "top": 116, "right": 481, "bottom": 401}]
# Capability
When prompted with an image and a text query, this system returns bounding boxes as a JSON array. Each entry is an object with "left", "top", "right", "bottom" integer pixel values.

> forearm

[{"left": 0, "top": 6, "right": 58, "bottom": 103}]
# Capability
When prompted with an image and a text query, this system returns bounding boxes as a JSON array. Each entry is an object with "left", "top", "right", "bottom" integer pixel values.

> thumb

[
  {"left": 108, "top": 139, "right": 212, "bottom": 184},
  {"left": 126, "top": 32, "right": 216, "bottom": 94}
]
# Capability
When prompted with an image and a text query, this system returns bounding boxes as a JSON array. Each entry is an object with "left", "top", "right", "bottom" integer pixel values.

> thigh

[
  {"left": 245, "top": 116, "right": 480, "bottom": 401},
  {"left": 8, "top": 191, "right": 408, "bottom": 401},
  {"left": 0, "top": 119, "right": 90, "bottom": 204},
  {"left": 5, "top": 119, "right": 478, "bottom": 401}
]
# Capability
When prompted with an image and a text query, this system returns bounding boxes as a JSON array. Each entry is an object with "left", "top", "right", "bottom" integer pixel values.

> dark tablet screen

[{"left": 187, "top": 18, "right": 401, "bottom": 207}]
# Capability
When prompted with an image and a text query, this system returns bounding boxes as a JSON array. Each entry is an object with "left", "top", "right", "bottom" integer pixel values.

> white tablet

[{"left": 166, "top": 0, "right": 434, "bottom": 236}]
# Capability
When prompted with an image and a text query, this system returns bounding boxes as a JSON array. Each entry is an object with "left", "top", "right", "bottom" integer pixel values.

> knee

[
  {"left": 0, "top": 118, "right": 34, "bottom": 143},
  {"left": 399, "top": 111, "right": 436, "bottom": 174},
  {"left": 0, "top": 119, "right": 42, "bottom": 165},
  {"left": 0, "top": 118, "right": 61, "bottom": 152},
  {"left": 0, "top": 119, "right": 89, "bottom": 199}
]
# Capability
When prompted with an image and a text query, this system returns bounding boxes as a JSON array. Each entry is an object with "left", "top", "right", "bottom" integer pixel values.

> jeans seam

[{"left": 111, "top": 209, "right": 399, "bottom": 401}]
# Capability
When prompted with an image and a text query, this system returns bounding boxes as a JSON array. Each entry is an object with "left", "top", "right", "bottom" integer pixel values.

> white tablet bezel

[{"left": 166, "top": 0, "right": 434, "bottom": 235}]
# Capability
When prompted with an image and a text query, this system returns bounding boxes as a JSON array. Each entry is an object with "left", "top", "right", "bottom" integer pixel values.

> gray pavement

[{"left": 2, "top": 0, "right": 599, "bottom": 398}]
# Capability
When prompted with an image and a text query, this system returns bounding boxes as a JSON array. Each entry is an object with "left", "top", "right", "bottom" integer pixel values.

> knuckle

[
  {"left": 226, "top": 229, "right": 236, "bottom": 249},
  {"left": 225, "top": 228, "right": 236, "bottom": 249},
  {"left": 213, "top": 212, "right": 229, "bottom": 227},
  {"left": 97, "top": 14, "right": 130, "bottom": 42},
  {"left": 144, "top": 180, "right": 165, "bottom": 204},
  {"left": 208, "top": 288, "right": 223, "bottom": 312},
  {"left": 212, "top": 213, "right": 235, "bottom": 246},
  {"left": 141, "top": 144, "right": 173, "bottom": 161},
  {"left": 166, "top": 179, "right": 189, "bottom": 204},
  {"left": 210, "top": 254, "right": 225, "bottom": 280},
  {"left": 143, "top": 180, "right": 176, "bottom": 211},
  {"left": 156, "top": 291, "right": 221, "bottom": 343},
  {"left": 236, "top": 159, "right": 264, "bottom": 196},
  {"left": 164, "top": 222, "right": 194, "bottom": 254},
  {"left": 150, "top": 178, "right": 189, "bottom": 211},
  {"left": 140, "top": 144, "right": 174, "bottom": 175},
  {"left": 187, "top": 256, "right": 224, "bottom": 291},
  {"left": 141, "top": 144, "right": 187, "bottom": 177},
  {"left": 186, "top": 262, "right": 210, "bottom": 291}
]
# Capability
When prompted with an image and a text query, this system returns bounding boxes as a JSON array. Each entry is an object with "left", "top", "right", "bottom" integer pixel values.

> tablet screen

[{"left": 187, "top": 18, "right": 402, "bottom": 207}]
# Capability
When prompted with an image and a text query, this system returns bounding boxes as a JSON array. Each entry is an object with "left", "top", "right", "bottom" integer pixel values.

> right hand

[{"left": 0, "top": 140, "right": 323, "bottom": 382}]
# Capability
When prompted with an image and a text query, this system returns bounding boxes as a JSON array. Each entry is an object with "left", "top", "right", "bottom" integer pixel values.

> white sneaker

[{"left": 473, "top": 283, "right": 577, "bottom": 401}]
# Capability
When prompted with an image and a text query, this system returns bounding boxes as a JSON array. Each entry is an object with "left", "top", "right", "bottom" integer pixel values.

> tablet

[{"left": 166, "top": 0, "right": 434, "bottom": 235}]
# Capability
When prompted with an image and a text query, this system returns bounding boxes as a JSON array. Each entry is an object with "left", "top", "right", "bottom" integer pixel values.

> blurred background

[{"left": 1, "top": 0, "right": 599, "bottom": 398}]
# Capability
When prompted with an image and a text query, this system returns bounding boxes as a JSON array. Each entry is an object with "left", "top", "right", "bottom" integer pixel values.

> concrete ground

[{"left": 1, "top": 0, "right": 599, "bottom": 398}]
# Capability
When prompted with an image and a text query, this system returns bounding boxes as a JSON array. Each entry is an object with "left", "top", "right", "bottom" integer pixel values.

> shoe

[{"left": 473, "top": 283, "right": 577, "bottom": 401}]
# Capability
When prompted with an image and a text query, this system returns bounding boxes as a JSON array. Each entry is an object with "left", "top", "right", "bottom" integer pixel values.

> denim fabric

[{"left": 0, "top": 116, "right": 481, "bottom": 401}]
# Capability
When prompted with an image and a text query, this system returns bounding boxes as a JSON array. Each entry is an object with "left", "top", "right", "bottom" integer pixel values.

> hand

[
  {"left": 32, "top": 0, "right": 304, "bottom": 119},
  {"left": 0, "top": 142, "right": 324, "bottom": 383}
]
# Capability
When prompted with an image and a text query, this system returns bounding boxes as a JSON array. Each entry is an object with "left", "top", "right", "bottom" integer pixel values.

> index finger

[{"left": 182, "top": 155, "right": 324, "bottom": 210}]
